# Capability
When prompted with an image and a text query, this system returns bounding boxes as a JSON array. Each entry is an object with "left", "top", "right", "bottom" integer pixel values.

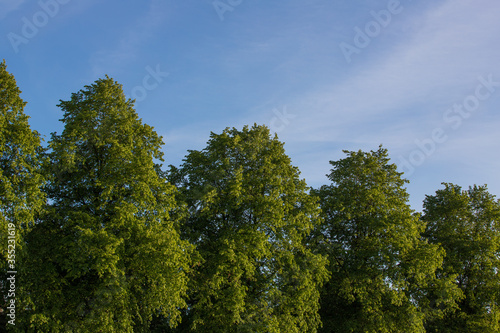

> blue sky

[{"left": 2, "top": 0, "right": 500, "bottom": 210}]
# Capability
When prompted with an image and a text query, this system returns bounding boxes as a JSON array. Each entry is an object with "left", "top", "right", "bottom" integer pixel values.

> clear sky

[{"left": 2, "top": 0, "right": 500, "bottom": 211}]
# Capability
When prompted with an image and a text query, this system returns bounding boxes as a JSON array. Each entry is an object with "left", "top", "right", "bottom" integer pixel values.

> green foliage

[
  {"left": 422, "top": 183, "right": 500, "bottom": 332},
  {"left": 314, "top": 146, "right": 460, "bottom": 333},
  {"left": 169, "top": 125, "right": 329, "bottom": 332},
  {"left": 1, "top": 60, "right": 499, "bottom": 332},
  {"left": 0, "top": 60, "right": 46, "bottom": 329},
  {"left": 18, "top": 77, "right": 192, "bottom": 332},
  {"left": 0, "top": 60, "right": 46, "bottom": 247}
]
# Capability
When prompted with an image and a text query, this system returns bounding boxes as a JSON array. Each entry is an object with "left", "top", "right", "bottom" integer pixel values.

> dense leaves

[
  {"left": 422, "top": 183, "right": 500, "bottom": 332},
  {"left": 1, "top": 62, "right": 498, "bottom": 332},
  {"left": 314, "top": 147, "right": 461, "bottom": 332},
  {"left": 168, "top": 125, "right": 329, "bottom": 332},
  {"left": 0, "top": 61, "right": 46, "bottom": 329},
  {"left": 0, "top": 60, "right": 46, "bottom": 249},
  {"left": 18, "top": 77, "right": 192, "bottom": 332}
]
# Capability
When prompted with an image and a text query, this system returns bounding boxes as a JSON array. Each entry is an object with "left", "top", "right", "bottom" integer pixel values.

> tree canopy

[
  {"left": 422, "top": 183, "right": 500, "bottom": 332},
  {"left": 1, "top": 61, "right": 498, "bottom": 332},
  {"left": 0, "top": 60, "right": 45, "bottom": 250},
  {"left": 0, "top": 60, "right": 46, "bottom": 329},
  {"left": 18, "top": 77, "right": 192, "bottom": 332},
  {"left": 168, "top": 125, "right": 329, "bottom": 332},
  {"left": 314, "top": 147, "right": 461, "bottom": 332}
]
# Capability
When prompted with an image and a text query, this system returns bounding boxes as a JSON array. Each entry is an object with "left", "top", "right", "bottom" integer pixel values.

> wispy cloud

[
  {"left": 0, "top": 0, "right": 25, "bottom": 20},
  {"left": 277, "top": 0, "right": 500, "bottom": 145},
  {"left": 244, "top": 0, "right": 500, "bottom": 194}
]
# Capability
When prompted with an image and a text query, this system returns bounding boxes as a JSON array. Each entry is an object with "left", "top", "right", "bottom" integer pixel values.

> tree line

[{"left": 1, "top": 61, "right": 499, "bottom": 332}]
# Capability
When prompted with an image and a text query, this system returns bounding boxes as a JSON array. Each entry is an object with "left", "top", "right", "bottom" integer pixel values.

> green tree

[
  {"left": 169, "top": 125, "right": 329, "bottom": 332},
  {"left": 0, "top": 60, "right": 46, "bottom": 329},
  {"left": 422, "top": 183, "right": 500, "bottom": 332},
  {"left": 314, "top": 147, "right": 460, "bottom": 333},
  {"left": 19, "top": 77, "right": 192, "bottom": 332}
]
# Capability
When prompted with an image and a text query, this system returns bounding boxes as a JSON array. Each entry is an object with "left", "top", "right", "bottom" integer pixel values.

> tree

[
  {"left": 422, "top": 183, "right": 500, "bottom": 332},
  {"left": 169, "top": 125, "right": 329, "bottom": 332},
  {"left": 0, "top": 60, "right": 46, "bottom": 329},
  {"left": 314, "top": 147, "right": 460, "bottom": 333},
  {"left": 19, "top": 77, "right": 192, "bottom": 332}
]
